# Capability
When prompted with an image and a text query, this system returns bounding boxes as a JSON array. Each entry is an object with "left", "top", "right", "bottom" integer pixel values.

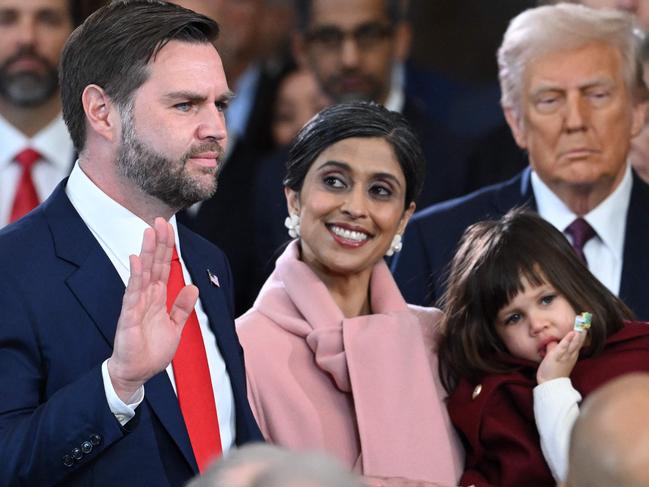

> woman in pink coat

[{"left": 236, "top": 102, "right": 463, "bottom": 485}]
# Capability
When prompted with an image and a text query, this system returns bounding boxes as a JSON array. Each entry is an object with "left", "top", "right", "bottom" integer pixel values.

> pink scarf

[{"left": 254, "top": 241, "right": 463, "bottom": 483}]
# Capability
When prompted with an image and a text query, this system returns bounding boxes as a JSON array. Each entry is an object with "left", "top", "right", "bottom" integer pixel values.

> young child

[{"left": 437, "top": 209, "right": 649, "bottom": 487}]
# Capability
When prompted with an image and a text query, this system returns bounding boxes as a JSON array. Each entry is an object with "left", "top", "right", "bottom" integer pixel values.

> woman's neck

[{"left": 311, "top": 265, "right": 373, "bottom": 318}]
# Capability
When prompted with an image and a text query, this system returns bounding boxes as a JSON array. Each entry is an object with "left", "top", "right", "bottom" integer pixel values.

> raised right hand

[{"left": 107, "top": 218, "right": 199, "bottom": 402}]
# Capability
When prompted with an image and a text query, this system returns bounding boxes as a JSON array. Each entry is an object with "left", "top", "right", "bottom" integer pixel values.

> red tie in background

[
  {"left": 10, "top": 148, "right": 41, "bottom": 223},
  {"left": 565, "top": 218, "right": 596, "bottom": 266},
  {"left": 167, "top": 247, "right": 222, "bottom": 472}
]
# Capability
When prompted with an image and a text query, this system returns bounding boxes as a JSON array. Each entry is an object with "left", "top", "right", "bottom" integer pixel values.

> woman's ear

[
  {"left": 397, "top": 201, "right": 416, "bottom": 234},
  {"left": 284, "top": 186, "right": 300, "bottom": 215}
]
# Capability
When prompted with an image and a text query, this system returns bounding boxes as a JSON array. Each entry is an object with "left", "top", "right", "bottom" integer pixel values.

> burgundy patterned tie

[{"left": 565, "top": 218, "right": 596, "bottom": 266}]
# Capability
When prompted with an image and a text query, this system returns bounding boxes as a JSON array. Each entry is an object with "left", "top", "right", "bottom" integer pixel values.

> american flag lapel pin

[{"left": 206, "top": 269, "right": 220, "bottom": 287}]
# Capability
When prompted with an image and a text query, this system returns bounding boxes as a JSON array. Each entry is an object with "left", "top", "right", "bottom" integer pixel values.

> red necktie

[
  {"left": 9, "top": 148, "right": 41, "bottom": 223},
  {"left": 167, "top": 247, "right": 222, "bottom": 472},
  {"left": 565, "top": 218, "right": 596, "bottom": 266}
]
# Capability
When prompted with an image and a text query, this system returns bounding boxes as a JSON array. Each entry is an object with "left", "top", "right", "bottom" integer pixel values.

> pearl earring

[
  {"left": 385, "top": 233, "right": 403, "bottom": 257},
  {"left": 284, "top": 213, "right": 301, "bottom": 238}
]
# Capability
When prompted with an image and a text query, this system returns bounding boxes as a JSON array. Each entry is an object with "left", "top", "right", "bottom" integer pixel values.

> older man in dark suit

[
  {"left": 392, "top": 3, "right": 649, "bottom": 320},
  {"left": 0, "top": 3, "right": 262, "bottom": 486}
]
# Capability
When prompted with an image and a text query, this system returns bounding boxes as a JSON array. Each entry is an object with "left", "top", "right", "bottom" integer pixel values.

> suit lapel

[
  {"left": 178, "top": 227, "right": 250, "bottom": 443},
  {"left": 620, "top": 173, "right": 649, "bottom": 320},
  {"left": 144, "top": 372, "right": 197, "bottom": 471},
  {"left": 493, "top": 167, "right": 537, "bottom": 214},
  {"left": 178, "top": 227, "right": 237, "bottom": 362},
  {"left": 45, "top": 182, "right": 124, "bottom": 347},
  {"left": 43, "top": 183, "right": 198, "bottom": 473}
]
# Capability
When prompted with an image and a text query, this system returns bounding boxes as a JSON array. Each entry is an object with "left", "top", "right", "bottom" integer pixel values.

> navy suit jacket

[
  {"left": 0, "top": 182, "right": 262, "bottom": 487},
  {"left": 391, "top": 167, "right": 649, "bottom": 321}
]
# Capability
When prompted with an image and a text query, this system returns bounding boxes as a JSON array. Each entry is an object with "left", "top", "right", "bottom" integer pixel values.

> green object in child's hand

[{"left": 574, "top": 312, "right": 592, "bottom": 333}]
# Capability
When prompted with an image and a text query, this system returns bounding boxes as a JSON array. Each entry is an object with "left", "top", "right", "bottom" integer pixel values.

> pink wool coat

[{"left": 236, "top": 241, "right": 463, "bottom": 484}]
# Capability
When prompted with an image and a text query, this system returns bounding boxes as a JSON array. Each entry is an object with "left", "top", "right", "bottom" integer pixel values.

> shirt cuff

[
  {"left": 101, "top": 359, "right": 144, "bottom": 426},
  {"left": 534, "top": 376, "right": 582, "bottom": 407}
]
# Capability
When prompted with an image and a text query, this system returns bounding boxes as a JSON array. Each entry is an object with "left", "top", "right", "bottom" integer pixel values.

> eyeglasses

[{"left": 304, "top": 22, "right": 394, "bottom": 51}]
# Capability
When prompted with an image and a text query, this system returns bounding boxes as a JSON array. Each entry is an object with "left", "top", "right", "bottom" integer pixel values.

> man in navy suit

[
  {"left": 0, "top": 2, "right": 262, "bottom": 486},
  {"left": 392, "top": 4, "right": 649, "bottom": 321}
]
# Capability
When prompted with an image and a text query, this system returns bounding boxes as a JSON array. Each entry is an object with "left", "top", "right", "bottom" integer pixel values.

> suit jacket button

[
  {"left": 72, "top": 448, "right": 83, "bottom": 461},
  {"left": 81, "top": 441, "right": 93, "bottom": 454},
  {"left": 90, "top": 434, "right": 102, "bottom": 446},
  {"left": 62, "top": 455, "right": 74, "bottom": 467}
]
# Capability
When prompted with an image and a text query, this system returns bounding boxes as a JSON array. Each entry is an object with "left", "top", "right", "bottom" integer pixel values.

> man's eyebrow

[
  {"left": 162, "top": 90, "right": 236, "bottom": 103},
  {"left": 217, "top": 91, "right": 236, "bottom": 103},
  {"left": 162, "top": 91, "right": 206, "bottom": 103}
]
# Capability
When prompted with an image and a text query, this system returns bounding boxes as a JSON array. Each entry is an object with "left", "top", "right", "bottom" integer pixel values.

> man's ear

[
  {"left": 504, "top": 106, "right": 528, "bottom": 150},
  {"left": 631, "top": 100, "right": 648, "bottom": 137},
  {"left": 81, "top": 84, "right": 121, "bottom": 143}
]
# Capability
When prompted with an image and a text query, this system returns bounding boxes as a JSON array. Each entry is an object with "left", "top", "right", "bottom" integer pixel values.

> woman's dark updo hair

[{"left": 283, "top": 102, "right": 426, "bottom": 208}]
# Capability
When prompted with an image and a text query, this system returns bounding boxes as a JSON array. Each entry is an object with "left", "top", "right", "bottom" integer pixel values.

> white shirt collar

[
  {"left": 0, "top": 113, "right": 73, "bottom": 172},
  {"left": 384, "top": 63, "right": 405, "bottom": 113},
  {"left": 66, "top": 162, "right": 180, "bottom": 281},
  {"left": 531, "top": 164, "right": 632, "bottom": 262}
]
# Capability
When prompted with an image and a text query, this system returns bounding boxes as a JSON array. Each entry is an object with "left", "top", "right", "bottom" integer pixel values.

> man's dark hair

[
  {"left": 284, "top": 101, "right": 425, "bottom": 208},
  {"left": 294, "top": 0, "right": 404, "bottom": 31},
  {"left": 60, "top": 0, "right": 219, "bottom": 152}
]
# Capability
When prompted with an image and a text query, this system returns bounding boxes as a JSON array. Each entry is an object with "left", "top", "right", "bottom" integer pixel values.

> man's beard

[
  {"left": 323, "top": 69, "right": 384, "bottom": 104},
  {"left": 116, "top": 108, "right": 223, "bottom": 211},
  {"left": 0, "top": 47, "right": 59, "bottom": 107}
]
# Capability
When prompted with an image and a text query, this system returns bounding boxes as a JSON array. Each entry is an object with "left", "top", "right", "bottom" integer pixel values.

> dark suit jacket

[
  {"left": 391, "top": 167, "right": 649, "bottom": 320},
  {"left": 402, "top": 97, "right": 471, "bottom": 209},
  {"left": 462, "top": 122, "right": 528, "bottom": 195},
  {"left": 449, "top": 322, "right": 649, "bottom": 487},
  {"left": 0, "top": 182, "right": 262, "bottom": 487}
]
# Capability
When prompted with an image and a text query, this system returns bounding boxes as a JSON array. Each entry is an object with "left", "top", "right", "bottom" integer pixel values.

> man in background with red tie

[
  {"left": 391, "top": 3, "right": 649, "bottom": 320},
  {"left": 0, "top": 0, "right": 76, "bottom": 226},
  {"left": 0, "top": 2, "right": 263, "bottom": 486}
]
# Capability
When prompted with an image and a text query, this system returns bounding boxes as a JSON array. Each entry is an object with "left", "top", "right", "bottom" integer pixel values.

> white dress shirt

[
  {"left": 533, "top": 378, "right": 582, "bottom": 482},
  {"left": 0, "top": 114, "right": 74, "bottom": 227},
  {"left": 384, "top": 62, "right": 406, "bottom": 114},
  {"left": 531, "top": 164, "right": 632, "bottom": 295},
  {"left": 65, "top": 163, "right": 235, "bottom": 452}
]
